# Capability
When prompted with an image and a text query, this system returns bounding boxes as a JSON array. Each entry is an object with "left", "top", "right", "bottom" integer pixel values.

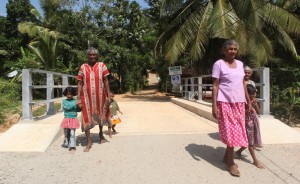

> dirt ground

[{"left": 0, "top": 114, "right": 21, "bottom": 133}]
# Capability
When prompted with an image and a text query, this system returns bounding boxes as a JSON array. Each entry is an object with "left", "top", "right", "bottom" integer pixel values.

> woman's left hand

[{"left": 248, "top": 103, "right": 253, "bottom": 112}]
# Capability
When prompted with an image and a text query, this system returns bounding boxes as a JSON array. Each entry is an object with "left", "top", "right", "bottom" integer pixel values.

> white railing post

[
  {"left": 61, "top": 76, "right": 69, "bottom": 110},
  {"left": 62, "top": 76, "right": 68, "bottom": 92},
  {"left": 190, "top": 77, "right": 195, "bottom": 100},
  {"left": 198, "top": 76, "right": 203, "bottom": 101},
  {"left": 259, "top": 68, "right": 270, "bottom": 115},
  {"left": 22, "top": 69, "right": 33, "bottom": 120},
  {"left": 184, "top": 78, "right": 188, "bottom": 99},
  {"left": 46, "top": 73, "right": 55, "bottom": 115}
]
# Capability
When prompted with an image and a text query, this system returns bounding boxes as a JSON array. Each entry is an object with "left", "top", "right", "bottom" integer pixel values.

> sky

[{"left": 0, "top": 0, "right": 149, "bottom": 16}]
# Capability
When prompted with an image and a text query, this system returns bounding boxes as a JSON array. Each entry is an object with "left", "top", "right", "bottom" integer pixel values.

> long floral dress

[{"left": 245, "top": 102, "right": 262, "bottom": 147}]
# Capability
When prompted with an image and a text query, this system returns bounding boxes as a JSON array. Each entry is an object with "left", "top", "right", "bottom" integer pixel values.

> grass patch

[{"left": 32, "top": 103, "right": 62, "bottom": 117}]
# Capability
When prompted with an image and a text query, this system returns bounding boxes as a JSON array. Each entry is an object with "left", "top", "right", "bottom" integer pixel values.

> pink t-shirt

[{"left": 212, "top": 59, "right": 246, "bottom": 103}]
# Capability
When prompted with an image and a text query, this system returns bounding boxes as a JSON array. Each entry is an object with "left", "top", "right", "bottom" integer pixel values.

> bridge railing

[
  {"left": 181, "top": 67, "right": 270, "bottom": 115},
  {"left": 22, "top": 69, "right": 77, "bottom": 120}
]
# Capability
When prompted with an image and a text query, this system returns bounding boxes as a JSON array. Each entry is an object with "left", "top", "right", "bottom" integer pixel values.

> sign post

[{"left": 169, "top": 66, "right": 182, "bottom": 93}]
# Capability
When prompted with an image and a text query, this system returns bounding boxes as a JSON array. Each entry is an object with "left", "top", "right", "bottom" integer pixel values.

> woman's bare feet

[
  {"left": 83, "top": 143, "right": 92, "bottom": 152},
  {"left": 228, "top": 164, "right": 240, "bottom": 177},
  {"left": 253, "top": 160, "right": 265, "bottom": 169},
  {"left": 223, "top": 158, "right": 238, "bottom": 167},
  {"left": 99, "top": 133, "right": 106, "bottom": 144},
  {"left": 235, "top": 151, "right": 243, "bottom": 159}
]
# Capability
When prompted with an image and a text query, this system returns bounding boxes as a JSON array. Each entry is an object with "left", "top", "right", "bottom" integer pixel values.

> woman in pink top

[{"left": 212, "top": 39, "right": 251, "bottom": 177}]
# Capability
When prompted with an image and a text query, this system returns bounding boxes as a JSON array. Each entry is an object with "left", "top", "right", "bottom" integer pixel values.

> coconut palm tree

[
  {"left": 156, "top": 0, "right": 300, "bottom": 66},
  {"left": 18, "top": 17, "right": 59, "bottom": 70},
  {"left": 17, "top": 1, "right": 60, "bottom": 71}
]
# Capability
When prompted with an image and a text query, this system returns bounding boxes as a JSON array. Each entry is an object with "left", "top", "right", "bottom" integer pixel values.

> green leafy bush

[
  {"left": 0, "top": 78, "right": 22, "bottom": 124},
  {"left": 271, "top": 67, "right": 300, "bottom": 125}
]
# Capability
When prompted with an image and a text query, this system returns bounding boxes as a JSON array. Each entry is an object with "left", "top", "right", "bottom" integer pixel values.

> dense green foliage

[
  {"left": 1, "top": 0, "right": 156, "bottom": 93},
  {"left": 0, "top": 78, "right": 22, "bottom": 123}
]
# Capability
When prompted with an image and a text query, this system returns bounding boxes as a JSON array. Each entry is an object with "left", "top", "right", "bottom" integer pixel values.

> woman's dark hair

[
  {"left": 247, "top": 84, "right": 256, "bottom": 95},
  {"left": 63, "top": 87, "right": 77, "bottom": 96}
]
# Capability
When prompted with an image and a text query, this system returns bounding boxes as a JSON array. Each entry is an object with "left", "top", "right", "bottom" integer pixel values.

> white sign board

[
  {"left": 169, "top": 66, "right": 182, "bottom": 75},
  {"left": 171, "top": 75, "right": 181, "bottom": 84}
]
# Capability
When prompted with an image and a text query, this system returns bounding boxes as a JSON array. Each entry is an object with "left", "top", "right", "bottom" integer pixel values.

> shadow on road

[
  {"left": 208, "top": 132, "right": 220, "bottom": 141},
  {"left": 119, "top": 94, "right": 171, "bottom": 102},
  {"left": 185, "top": 143, "right": 227, "bottom": 171},
  {"left": 77, "top": 133, "right": 111, "bottom": 147},
  {"left": 115, "top": 82, "right": 171, "bottom": 102}
]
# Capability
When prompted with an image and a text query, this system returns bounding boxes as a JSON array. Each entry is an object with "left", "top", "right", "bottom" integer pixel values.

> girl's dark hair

[
  {"left": 63, "top": 87, "right": 77, "bottom": 96},
  {"left": 247, "top": 84, "right": 256, "bottom": 95}
]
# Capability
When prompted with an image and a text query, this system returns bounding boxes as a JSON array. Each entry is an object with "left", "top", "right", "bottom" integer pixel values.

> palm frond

[
  {"left": 161, "top": 0, "right": 191, "bottom": 16},
  {"left": 234, "top": 23, "right": 248, "bottom": 56},
  {"left": 156, "top": 1, "right": 207, "bottom": 58},
  {"left": 248, "top": 29, "right": 273, "bottom": 66},
  {"left": 282, "top": 0, "right": 300, "bottom": 11},
  {"left": 189, "top": 2, "right": 212, "bottom": 61},
  {"left": 0, "top": 50, "right": 9, "bottom": 56},
  {"left": 263, "top": 3, "right": 300, "bottom": 36},
  {"left": 207, "top": 0, "right": 239, "bottom": 38},
  {"left": 30, "top": 8, "right": 43, "bottom": 21},
  {"left": 273, "top": 21, "right": 299, "bottom": 58},
  {"left": 28, "top": 45, "right": 46, "bottom": 66},
  {"left": 18, "top": 22, "right": 42, "bottom": 38}
]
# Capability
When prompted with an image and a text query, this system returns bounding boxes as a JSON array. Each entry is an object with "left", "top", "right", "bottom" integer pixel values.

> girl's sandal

[{"left": 228, "top": 165, "right": 240, "bottom": 177}]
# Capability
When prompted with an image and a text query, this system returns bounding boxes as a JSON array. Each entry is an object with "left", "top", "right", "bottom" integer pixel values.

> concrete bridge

[{"left": 0, "top": 71, "right": 300, "bottom": 183}]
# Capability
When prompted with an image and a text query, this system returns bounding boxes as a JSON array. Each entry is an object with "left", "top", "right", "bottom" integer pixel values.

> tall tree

[
  {"left": 95, "top": 0, "right": 151, "bottom": 92},
  {"left": 17, "top": 0, "right": 61, "bottom": 71},
  {"left": 156, "top": 0, "right": 300, "bottom": 67},
  {"left": 0, "top": 0, "right": 37, "bottom": 75}
]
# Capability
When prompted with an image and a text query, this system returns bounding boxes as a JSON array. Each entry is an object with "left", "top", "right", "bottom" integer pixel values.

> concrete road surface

[{"left": 1, "top": 91, "right": 300, "bottom": 184}]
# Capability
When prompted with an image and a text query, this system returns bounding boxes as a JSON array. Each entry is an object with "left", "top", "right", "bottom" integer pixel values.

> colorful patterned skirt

[
  {"left": 245, "top": 112, "right": 262, "bottom": 147},
  {"left": 217, "top": 102, "right": 248, "bottom": 147},
  {"left": 60, "top": 117, "right": 80, "bottom": 129}
]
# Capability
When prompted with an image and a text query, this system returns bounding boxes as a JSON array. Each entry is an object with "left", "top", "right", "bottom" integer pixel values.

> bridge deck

[{"left": 0, "top": 97, "right": 300, "bottom": 152}]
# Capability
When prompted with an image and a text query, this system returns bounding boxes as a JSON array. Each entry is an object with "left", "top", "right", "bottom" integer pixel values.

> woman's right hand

[
  {"left": 76, "top": 99, "right": 82, "bottom": 108},
  {"left": 212, "top": 106, "right": 218, "bottom": 119}
]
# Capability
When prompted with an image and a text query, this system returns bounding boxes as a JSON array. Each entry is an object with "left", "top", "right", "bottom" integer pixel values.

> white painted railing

[
  {"left": 181, "top": 67, "right": 270, "bottom": 115},
  {"left": 22, "top": 69, "right": 77, "bottom": 120}
]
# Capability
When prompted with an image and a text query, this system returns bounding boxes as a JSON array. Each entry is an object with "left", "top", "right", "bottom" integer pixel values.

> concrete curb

[
  {"left": 171, "top": 97, "right": 300, "bottom": 145},
  {"left": 171, "top": 98, "right": 216, "bottom": 123},
  {"left": 0, "top": 113, "right": 64, "bottom": 152}
]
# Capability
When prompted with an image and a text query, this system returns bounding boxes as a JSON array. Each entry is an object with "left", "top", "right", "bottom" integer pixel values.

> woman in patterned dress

[
  {"left": 77, "top": 47, "right": 111, "bottom": 152},
  {"left": 212, "top": 39, "right": 251, "bottom": 177},
  {"left": 235, "top": 84, "right": 264, "bottom": 168}
]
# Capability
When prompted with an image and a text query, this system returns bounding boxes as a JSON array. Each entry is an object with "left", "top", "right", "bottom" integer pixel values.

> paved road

[{"left": 1, "top": 91, "right": 300, "bottom": 184}]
